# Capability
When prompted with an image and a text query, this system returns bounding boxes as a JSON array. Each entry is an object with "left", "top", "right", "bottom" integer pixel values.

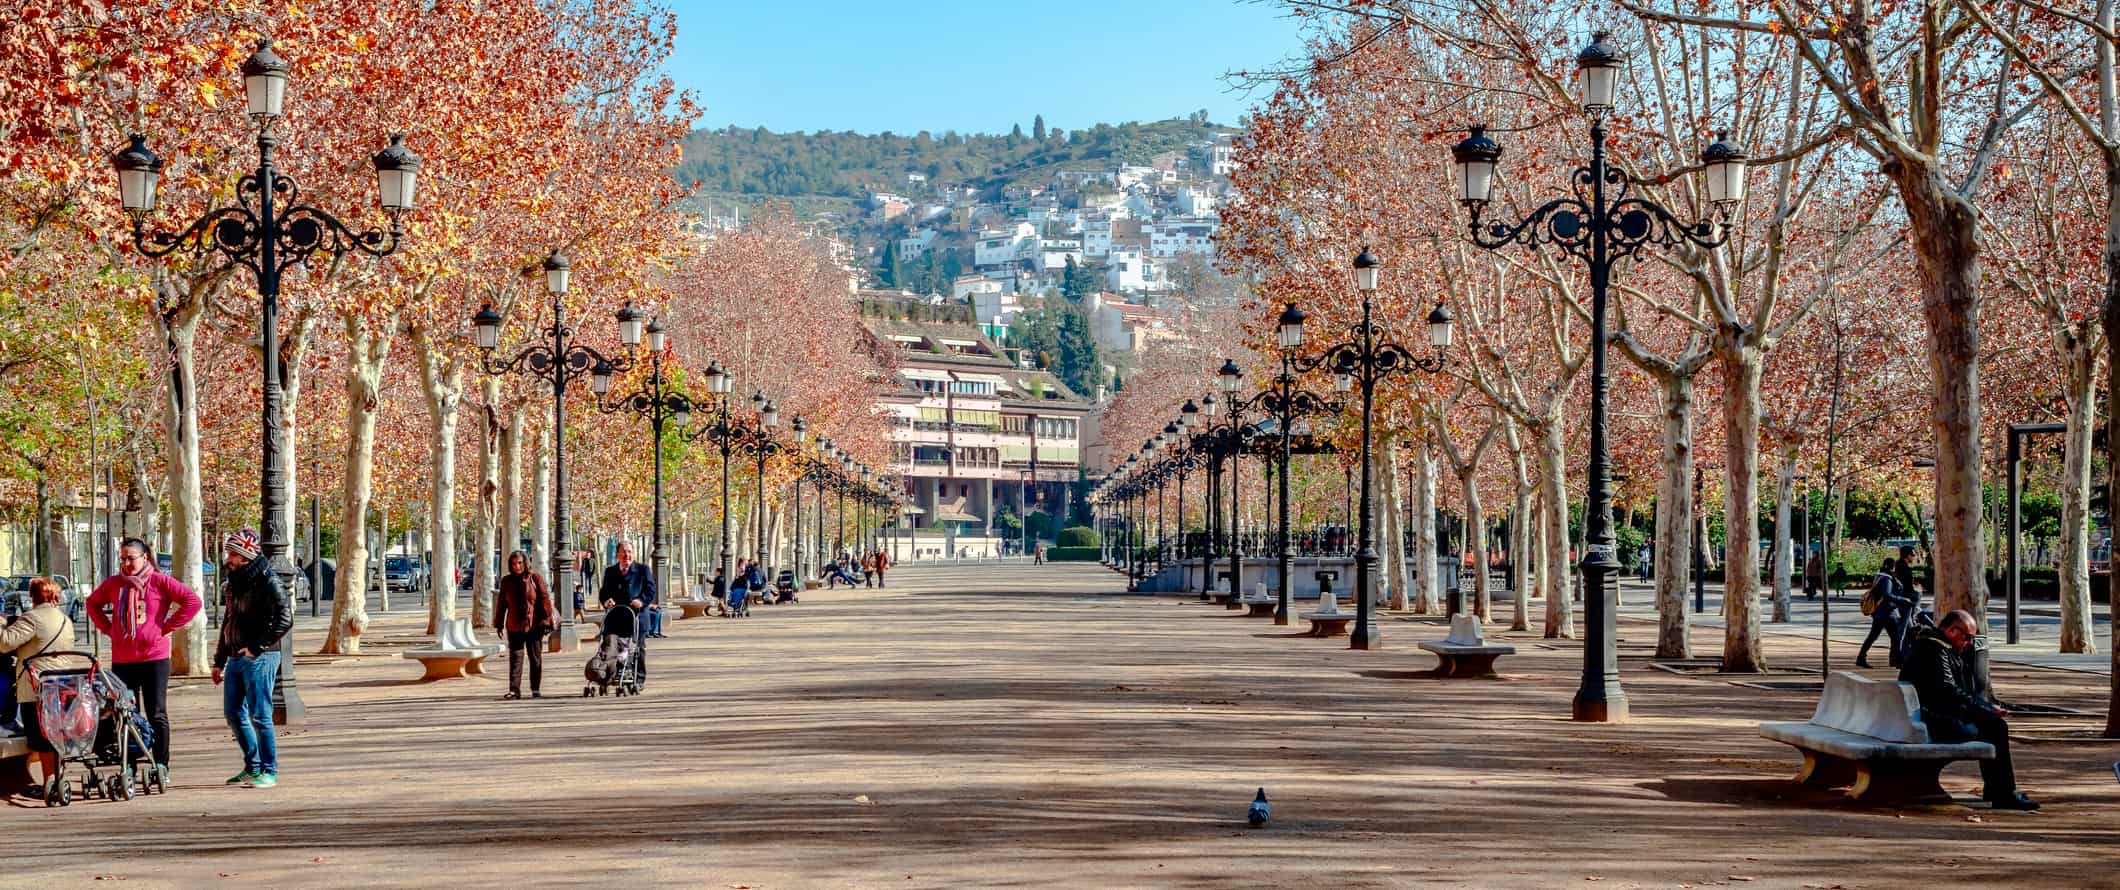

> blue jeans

[
  {"left": 641, "top": 607, "right": 663, "bottom": 636},
  {"left": 223, "top": 651, "right": 279, "bottom": 775}
]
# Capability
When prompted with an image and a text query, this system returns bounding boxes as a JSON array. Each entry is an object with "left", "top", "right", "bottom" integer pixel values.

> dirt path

[{"left": 2, "top": 563, "right": 2112, "bottom": 889}]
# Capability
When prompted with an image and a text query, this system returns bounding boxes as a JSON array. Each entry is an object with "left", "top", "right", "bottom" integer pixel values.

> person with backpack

[
  {"left": 491, "top": 550, "right": 554, "bottom": 700},
  {"left": 1857, "top": 557, "right": 1914, "bottom": 668}
]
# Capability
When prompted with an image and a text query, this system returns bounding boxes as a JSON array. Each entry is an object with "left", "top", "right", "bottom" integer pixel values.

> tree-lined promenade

[{"left": 0, "top": 564, "right": 2111, "bottom": 886}]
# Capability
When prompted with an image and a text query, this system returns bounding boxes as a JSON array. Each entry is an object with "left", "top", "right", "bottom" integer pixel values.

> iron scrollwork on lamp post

[{"left": 1451, "top": 30, "right": 1747, "bottom": 720}]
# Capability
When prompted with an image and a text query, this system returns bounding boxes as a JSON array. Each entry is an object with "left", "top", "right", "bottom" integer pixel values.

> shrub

[
  {"left": 1047, "top": 546, "right": 1102, "bottom": 562},
  {"left": 1059, "top": 526, "right": 1099, "bottom": 548}
]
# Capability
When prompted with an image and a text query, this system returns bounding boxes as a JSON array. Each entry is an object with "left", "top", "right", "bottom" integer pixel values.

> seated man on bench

[{"left": 1902, "top": 609, "right": 2036, "bottom": 811}]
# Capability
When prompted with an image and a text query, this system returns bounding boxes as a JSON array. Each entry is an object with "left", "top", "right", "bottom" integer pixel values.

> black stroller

[
  {"left": 27, "top": 652, "right": 161, "bottom": 806},
  {"left": 773, "top": 569, "right": 799, "bottom": 604},
  {"left": 583, "top": 604, "right": 644, "bottom": 697}
]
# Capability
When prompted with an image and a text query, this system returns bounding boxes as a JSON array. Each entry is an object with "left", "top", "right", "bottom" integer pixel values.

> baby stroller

[
  {"left": 28, "top": 652, "right": 157, "bottom": 806},
  {"left": 583, "top": 604, "right": 644, "bottom": 697},
  {"left": 725, "top": 580, "right": 752, "bottom": 617},
  {"left": 774, "top": 569, "right": 799, "bottom": 604}
]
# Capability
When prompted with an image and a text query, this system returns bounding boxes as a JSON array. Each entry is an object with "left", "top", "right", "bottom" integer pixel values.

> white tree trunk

[
  {"left": 1534, "top": 422, "right": 1574, "bottom": 638},
  {"left": 1653, "top": 376, "right": 1695, "bottom": 658},
  {"left": 154, "top": 280, "right": 209, "bottom": 675},
  {"left": 472, "top": 377, "right": 502, "bottom": 629},
  {"left": 1771, "top": 445, "right": 1797, "bottom": 623},
  {"left": 322, "top": 315, "right": 390, "bottom": 654},
  {"left": 1461, "top": 469, "right": 1488, "bottom": 623},
  {"left": 1382, "top": 439, "right": 1411, "bottom": 610},
  {"left": 531, "top": 433, "right": 553, "bottom": 602},
  {"left": 1412, "top": 439, "right": 1438, "bottom": 614},
  {"left": 1720, "top": 346, "right": 1766, "bottom": 671},
  {"left": 413, "top": 325, "right": 463, "bottom": 638},
  {"left": 1505, "top": 420, "right": 1534, "bottom": 632},
  {"left": 2059, "top": 334, "right": 2099, "bottom": 653},
  {"left": 500, "top": 403, "right": 525, "bottom": 560}
]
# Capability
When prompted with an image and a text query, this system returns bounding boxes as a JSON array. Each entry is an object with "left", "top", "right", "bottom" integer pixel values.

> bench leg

[
  {"left": 1437, "top": 653, "right": 1502, "bottom": 679},
  {"left": 1849, "top": 762, "right": 1952, "bottom": 803},
  {"left": 417, "top": 657, "right": 470, "bottom": 682},
  {"left": 1794, "top": 750, "right": 1860, "bottom": 789},
  {"left": 464, "top": 656, "right": 487, "bottom": 676}
]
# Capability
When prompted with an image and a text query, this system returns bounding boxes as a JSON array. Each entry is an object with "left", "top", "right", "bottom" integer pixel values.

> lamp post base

[
  {"left": 1350, "top": 624, "right": 1381, "bottom": 650},
  {"left": 546, "top": 621, "right": 583, "bottom": 653},
  {"left": 1570, "top": 692, "right": 1629, "bottom": 723},
  {"left": 271, "top": 628, "right": 305, "bottom": 726}
]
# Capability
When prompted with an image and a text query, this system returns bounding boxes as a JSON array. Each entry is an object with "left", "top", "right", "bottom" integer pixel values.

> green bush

[
  {"left": 1059, "top": 526, "right": 1099, "bottom": 548},
  {"left": 1047, "top": 546, "right": 1102, "bottom": 562}
]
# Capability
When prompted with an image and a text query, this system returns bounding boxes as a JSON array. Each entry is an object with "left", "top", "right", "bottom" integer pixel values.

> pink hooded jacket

[{"left": 87, "top": 566, "right": 204, "bottom": 664}]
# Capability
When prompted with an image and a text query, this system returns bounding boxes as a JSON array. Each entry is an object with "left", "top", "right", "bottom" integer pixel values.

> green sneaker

[
  {"left": 226, "top": 770, "right": 254, "bottom": 786},
  {"left": 248, "top": 772, "right": 277, "bottom": 789}
]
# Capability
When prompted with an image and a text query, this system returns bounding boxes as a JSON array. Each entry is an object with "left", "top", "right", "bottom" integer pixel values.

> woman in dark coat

[{"left": 492, "top": 551, "right": 554, "bottom": 699}]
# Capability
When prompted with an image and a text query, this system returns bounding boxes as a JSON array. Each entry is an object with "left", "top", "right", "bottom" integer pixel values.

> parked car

[
  {"left": 384, "top": 555, "right": 427, "bottom": 593},
  {"left": 457, "top": 552, "right": 501, "bottom": 590},
  {"left": 3, "top": 575, "right": 83, "bottom": 623}
]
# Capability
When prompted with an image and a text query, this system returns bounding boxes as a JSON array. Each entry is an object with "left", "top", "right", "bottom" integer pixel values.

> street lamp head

[
  {"left": 1700, "top": 130, "right": 1749, "bottom": 207},
  {"left": 616, "top": 302, "right": 644, "bottom": 346},
  {"left": 1332, "top": 352, "right": 1356, "bottom": 393},
  {"left": 372, "top": 133, "right": 421, "bottom": 214},
  {"left": 1217, "top": 358, "right": 1243, "bottom": 393},
  {"left": 1277, "top": 302, "right": 1306, "bottom": 349},
  {"left": 1352, "top": 246, "right": 1381, "bottom": 292},
  {"left": 1201, "top": 393, "right": 1220, "bottom": 417},
  {"left": 240, "top": 39, "right": 290, "bottom": 121},
  {"left": 1450, "top": 126, "right": 1501, "bottom": 208},
  {"left": 672, "top": 395, "right": 693, "bottom": 428},
  {"left": 471, "top": 303, "right": 502, "bottom": 350},
  {"left": 1179, "top": 399, "right": 1200, "bottom": 427},
  {"left": 761, "top": 399, "right": 779, "bottom": 428},
  {"left": 645, "top": 318, "right": 666, "bottom": 353},
  {"left": 1427, "top": 301, "right": 1456, "bottom": 349},
  {"left": 704, "top": 360, "right": 731, "bottom": 395},
  {"left": 793, "top": 415, "right": 808, "bottom": 442},
  {"left": 589, "top": 360, "right": 614, "bottom": 395},
  {"left": 542, "top": 251, "right": 571, "bottom": 297},
  {"left": 111, "top": 134, "right": 163, "bottom": 215},
  {"left": 1163, "top": 421, "right": 1181, "bottom": 441},
  {"left": 1576, "top": 31, "right": 1627, "bottom": 116}
]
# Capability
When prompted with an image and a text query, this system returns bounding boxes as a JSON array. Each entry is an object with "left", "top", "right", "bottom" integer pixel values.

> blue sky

[{"left": 663, "top": 1, "right": 1312, "bottom": 135}]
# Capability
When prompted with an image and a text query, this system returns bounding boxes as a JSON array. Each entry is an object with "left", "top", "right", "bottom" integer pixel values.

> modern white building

[{"left": 1149, "top": 218, "right": 1218, "bottom": 258}]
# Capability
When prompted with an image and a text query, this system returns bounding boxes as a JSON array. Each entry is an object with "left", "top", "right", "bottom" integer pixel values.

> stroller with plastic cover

[
  {"left": 26, "top": 651, "right": 159, "bottom": 806},
  {"left": 582, "top": 604, "right": 644, "bottom": 697}
]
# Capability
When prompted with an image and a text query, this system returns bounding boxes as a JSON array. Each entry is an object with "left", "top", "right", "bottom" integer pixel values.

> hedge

[
  {"left": 1058, "top": 526, "right": 1099, "bottom": 548},
  {"left": 1047, "top": 546, "right": 1103, "bottom": 562}
]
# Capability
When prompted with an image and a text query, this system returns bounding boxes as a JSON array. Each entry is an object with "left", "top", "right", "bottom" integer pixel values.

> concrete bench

[
  {"left": 1301, "top": 588, "right": 1352, "bottom": 637},
  {"left": 400, "top": 618, "right": 504, "bottom": 681},
  {"left": 1759, "top": 672, "right": 1995, "bottom": 803},
  {"left": 1238, "top": 583, "right": 1277, "bottom": 617},
  {"left": 1416, "top": 615, "right": 1516, "bottom": 678},
  {"left": 674, "top": 599, "right": 715, "bottom": 619}
]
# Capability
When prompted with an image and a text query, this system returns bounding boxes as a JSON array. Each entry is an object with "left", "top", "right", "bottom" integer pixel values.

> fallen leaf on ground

[{"left": 854, "top": 794, "right": 874, "bottom": 805}]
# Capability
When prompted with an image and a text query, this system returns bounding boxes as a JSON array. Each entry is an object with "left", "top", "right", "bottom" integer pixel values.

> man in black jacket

[
  {"left": 1900, "top": 610, "right": 2037, "bottom": 811},
  {"left": 600, "top": 542, "right": 657, "bottom": 680},
  {"left": 212, "top": 529, "right": 293, "bottom": 789}
]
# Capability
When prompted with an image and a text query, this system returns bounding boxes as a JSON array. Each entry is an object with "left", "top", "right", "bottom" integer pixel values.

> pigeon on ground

[{"left": 1247, "top": 788, "right": 1269, "bottom": 828}]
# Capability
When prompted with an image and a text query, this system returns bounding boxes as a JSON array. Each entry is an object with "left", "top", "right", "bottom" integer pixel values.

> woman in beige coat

[{"left": 1, "top": 578, "right": 81, "bottom": 791}]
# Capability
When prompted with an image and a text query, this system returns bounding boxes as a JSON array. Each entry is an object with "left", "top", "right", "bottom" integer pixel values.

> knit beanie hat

[{"left": 225, "top": 529, "right": 262, "bottom": 561}]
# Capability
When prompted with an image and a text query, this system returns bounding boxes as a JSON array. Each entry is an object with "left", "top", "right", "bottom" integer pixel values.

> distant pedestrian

[
  {"left": 862, "top": 550, "right": 878, "bottom": 588},
  {"left": 492, "top": 551, "right": 553, "bottom": 700},
  {"left": 1804, "top": 549, "right": 1825, "bottom": 600},
  {"left": 872, "top": 548, "right": 889, "bottom": 589},
  {"left": 1636, "top": 544, "right": 1650, "bottom": 581},
  {"left": 213, "top": 529, "right": 293, "bottom": 789},
  {"left": 1895, "top": 545, "right": 1922, "bottom": 610},
  {"left": 1034, "top": 543, "right": 1046, "bottom": 565},
  {"left": 709, "top": 566, "right": 727, "bottom": 610},
  {"left": 1856, "top": 557, "right": 1913, "bottom": 669},
  {"left": 85, "top": 537, "right": 201, "bottom": 783}
]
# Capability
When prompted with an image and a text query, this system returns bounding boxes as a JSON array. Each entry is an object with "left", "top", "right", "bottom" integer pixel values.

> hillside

[{"left": 673, "top": 116, "right": 1232, "bottom": 200}]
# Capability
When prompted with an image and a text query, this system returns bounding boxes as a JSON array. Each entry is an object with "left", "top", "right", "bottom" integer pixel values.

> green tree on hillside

[{"left": 1033, "top": 115, "right": 1047, "bottom": 141}]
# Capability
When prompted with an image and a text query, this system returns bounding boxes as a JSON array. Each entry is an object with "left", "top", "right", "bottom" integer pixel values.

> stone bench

[
  {"left": 1301, "top": 588, "right": 1352, "bottom": 637},
  {"left": 1759, "top": 672, "right": 1995, "bottom": 803},
  {"left": 675, "top": 599, "right": 715, "bottom": 619},
  {"left": 1416, "top": 615, "right": 1516, "bottom": 678},
  {"left": 1238, "top": 583, "right": 1278, "bottom": 617},
  {"left": 400, "top": 618, "right": 505, "bottom": 681}
]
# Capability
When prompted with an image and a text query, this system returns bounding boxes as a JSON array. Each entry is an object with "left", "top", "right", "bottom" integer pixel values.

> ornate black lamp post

[
  {"left": 1258, "top": 306, "right": 1343, "bottom": 625},
  {"left": 1452, "top": 31, "right": 1746, "bottom": 719},
  {"left": 1285, "top": 251, "right": 1454, "bottom": 649},
  {"left": 473, "top": 251, "right": 644, "bottom": 649},
  {"left": 114, "top": 39, "right": 421, "bottom": 719},
  {"left": 1205, "top": 364, "right": 1254, "bottom": 606},
  {"left": 590, "top": 318, "right": 683, "bottom": 600},
  {"left": 673, "top": 361, "right": 739, "bottom": 586},
  {"left": 791, "top": 417, "right": 810, "bottom": 581},
  {"left": 734, "top": 391, "right": 782, "bottom": 570}
]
